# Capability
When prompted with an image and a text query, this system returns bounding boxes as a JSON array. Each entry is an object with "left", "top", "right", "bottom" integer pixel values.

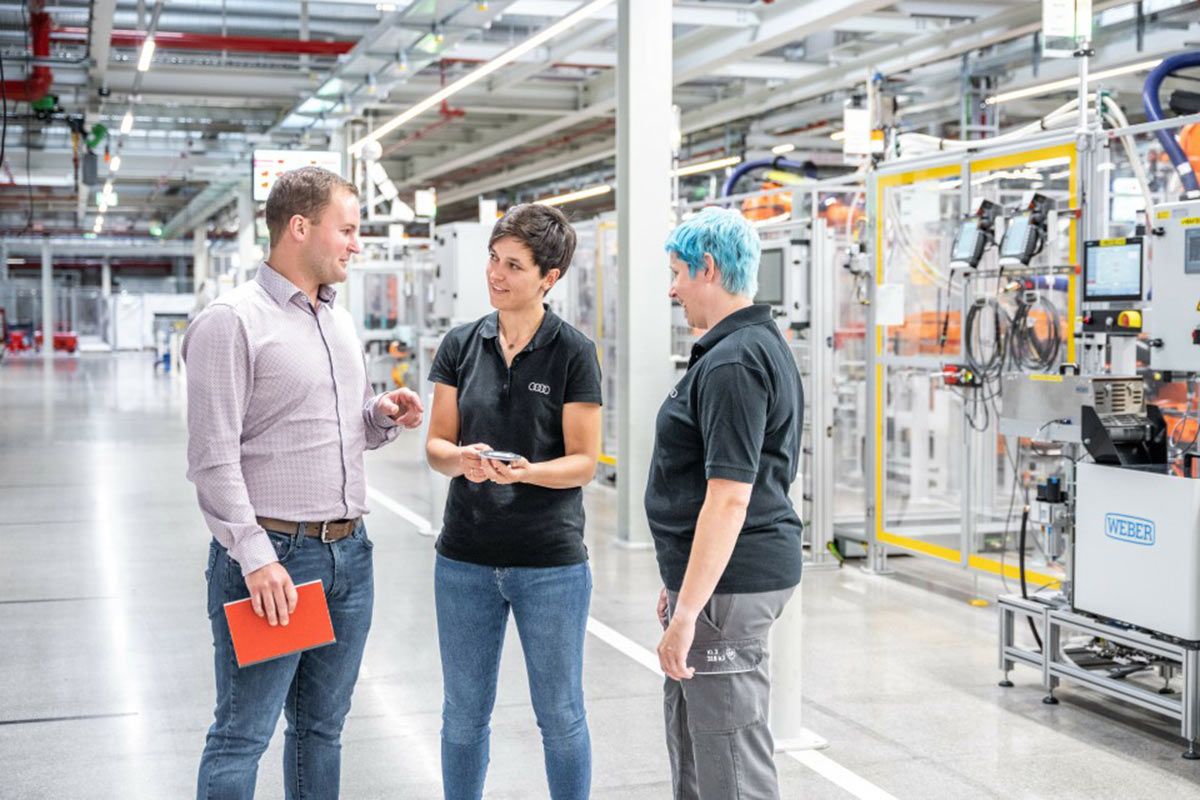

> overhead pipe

[
  {"left": 3, "top": 8, "right": 52, "bottom": 102},
  {"left": 720, "top": 157, "right": 815, "bottom": 197},
  {"left": 1142, "top": 51, "right": 1200, "bottom": 197},
  {"left": 114, "top": 11, "right": 372, "bottom": 39},
  {"left": 54, "top": 27, "right": 355, "bottom": 57}
]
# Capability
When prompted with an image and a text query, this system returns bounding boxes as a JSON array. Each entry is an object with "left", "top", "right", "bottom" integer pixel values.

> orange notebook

[{"left": 223, "top": 580, "right": 336, "bottom": 667}]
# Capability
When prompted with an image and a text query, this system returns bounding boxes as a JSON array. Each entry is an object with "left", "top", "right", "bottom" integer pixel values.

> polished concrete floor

[{"left": 2, "top": 352, "right": 1199, "bottom": 799}]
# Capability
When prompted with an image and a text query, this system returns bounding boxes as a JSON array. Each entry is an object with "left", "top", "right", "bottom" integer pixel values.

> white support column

[
  {"left": 101, "top": 258, "right": 112, "bottom": 298},
  {"left": 41, "top": 240, "right": 53, "bottom": 361},
  {"left": 0, "top": 240, "right": 8, "bottom": 284},
  {"left": 193, "top": 224, "right": 209, "bottom": 290},
  {"left": 236, "top": 187, "right": 256, "bottom": 285},
  {"left": 616, "top": 0, "right": 674, "bottom": 547}
]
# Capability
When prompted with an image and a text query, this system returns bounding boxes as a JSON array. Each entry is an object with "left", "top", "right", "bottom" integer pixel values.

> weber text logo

[{"left": 1104, "top": 513, "right": 1156, "bottom": 546}]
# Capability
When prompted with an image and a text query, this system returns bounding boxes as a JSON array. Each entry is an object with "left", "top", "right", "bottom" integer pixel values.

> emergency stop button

[{"left": 1117, "top": 310, "right": 1142, "bottom": 329}]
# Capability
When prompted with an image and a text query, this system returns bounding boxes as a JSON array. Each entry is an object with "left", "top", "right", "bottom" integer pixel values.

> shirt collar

[
  {"left": 690, "top": 303, "right": 773, "bottom": 364},
  {"left": 480, "top": 304, "right": 564, "bottom": 352},
  {"left": 256, "top": 261, "right": 338, "bottom": 309}
]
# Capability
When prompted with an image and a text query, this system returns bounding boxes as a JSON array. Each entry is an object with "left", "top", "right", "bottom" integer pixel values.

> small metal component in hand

[{"left": 481, "top": 450, "right": 522, "bottom": 462}]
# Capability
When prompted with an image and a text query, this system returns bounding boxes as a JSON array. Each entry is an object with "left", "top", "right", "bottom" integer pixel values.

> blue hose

[
  {"left": 720, "top": 157, "right": 812, "bottom": 197},
  {"left": 1142, "top": 52, "right": 1200, "bottom": 196}
]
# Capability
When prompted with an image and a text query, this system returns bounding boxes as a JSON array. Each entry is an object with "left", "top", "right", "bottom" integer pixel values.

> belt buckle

[{"left": 320, "top": 521, "right": 333, "bottom": 543}]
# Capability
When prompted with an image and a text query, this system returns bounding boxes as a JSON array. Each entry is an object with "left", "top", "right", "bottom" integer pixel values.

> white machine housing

[
  {"left": 756, "top": 238, "right": 809, "bottom": 329},
  {"left": 432, "top": 222, "right": 493, "bottom": 325},
  {"left": 1074, "top": 461, "right": 1200, "bottom": 642},
  {"left": 1148, "top": 199, "right": 1200, "bottom": 372}
]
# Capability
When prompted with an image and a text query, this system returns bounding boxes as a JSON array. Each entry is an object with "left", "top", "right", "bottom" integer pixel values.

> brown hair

[
  {"left": 264, "top": 166, "right": 359, "bottom": 247},
  {"left": 489, "top": 203, "right": 576, "bottom": 279}
]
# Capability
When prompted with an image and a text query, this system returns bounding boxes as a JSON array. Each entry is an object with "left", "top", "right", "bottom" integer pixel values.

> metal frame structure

[
  {"left": 999, "top": 594, "right": 1200, "bottom": 759},
  {"left": 671, "top": 174, "right": 868, "bottom": 569},
  {"left": 862, "top": 131, "right": 1086, "bottom": 583}
]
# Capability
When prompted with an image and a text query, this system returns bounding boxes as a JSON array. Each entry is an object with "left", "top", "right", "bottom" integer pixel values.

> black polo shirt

[
  {"left": 428, "top": 306, "right": 602, "bottom": 568},
  {"left": 645, "top": 303, "right": 804, "bottom": 594}
]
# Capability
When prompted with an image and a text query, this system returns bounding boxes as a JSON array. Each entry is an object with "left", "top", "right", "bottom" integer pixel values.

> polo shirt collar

[
  {"left": 257, "top": 261, "right": 337, "bottom": 309},
  {"left": 691, "top": 303, "right": 772, "bottom": 360},
  {"left": 480, "top": 304, "right": 563, "bottom": 352}
]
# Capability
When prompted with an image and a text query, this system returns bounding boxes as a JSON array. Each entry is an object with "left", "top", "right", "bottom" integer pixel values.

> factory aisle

[{"left": 1, "top": 353, "right": 1198, "bottom": 798}]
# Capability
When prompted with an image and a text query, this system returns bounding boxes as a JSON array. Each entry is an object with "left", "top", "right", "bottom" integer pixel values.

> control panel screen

[
  {"left": 1084, "top": 238, "right": 1143, "bottom": 302},
  {"left": 755, "top": 247, "right": 785, "bottom": 306},
  {"left": 951, "top": 219, "right": 980, "bottom": 264},
  {"left": 999, "top": 215, "right": 1031, "bottom": 260},
  {"left": 1186, "top": 229, "right": 1200, "bottom": 275}
]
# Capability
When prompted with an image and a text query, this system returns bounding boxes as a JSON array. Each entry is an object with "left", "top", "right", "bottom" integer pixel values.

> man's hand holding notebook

[{"left": 223, "top": 580, "right": 336, "bottom": 667}]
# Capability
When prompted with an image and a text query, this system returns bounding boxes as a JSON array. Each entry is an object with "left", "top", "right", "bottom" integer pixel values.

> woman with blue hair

[{"left": 645, "top": 206, "right": 805, "bottom": 799}]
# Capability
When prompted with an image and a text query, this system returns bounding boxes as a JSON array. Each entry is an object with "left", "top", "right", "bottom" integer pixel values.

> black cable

[
  {"left": 1018, "top": 505, "right": 1044, "bottom": 651},
  {"left": 998, "top": 438, "right": 1023, "bottom": 593},
  {"left": 937, "top": 269, "right": 956, "bottom": 352},
  {"left": 1009, "top": 294, "right": 1061, "bottom": 372},
  {"left": 964, "top": 297, "right": 1009, "bottom": 381}
]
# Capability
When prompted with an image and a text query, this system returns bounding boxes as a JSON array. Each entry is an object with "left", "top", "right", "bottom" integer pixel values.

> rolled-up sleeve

[{"left": 182, "top": 305, "right": 277, "bottom": 576}]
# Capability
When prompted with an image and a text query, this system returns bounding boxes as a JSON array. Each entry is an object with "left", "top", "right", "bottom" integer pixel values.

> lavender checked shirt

[{"left": 183, "top": 262, "right": 401, "bottom": 576}]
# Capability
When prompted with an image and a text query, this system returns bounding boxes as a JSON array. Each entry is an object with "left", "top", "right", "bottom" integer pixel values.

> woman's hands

[
  {"left": 459, "top": 443, "right": 533, "bottom": 485},
  {"left": 479, "top": 455, "right": 531, "bottom": 485},
  {"left": 459, "top": 443, "right": 492, "bottom": 483}
]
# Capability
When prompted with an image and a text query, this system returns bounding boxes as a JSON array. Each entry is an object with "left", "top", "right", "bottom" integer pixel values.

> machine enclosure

[
  {"left": 1148, "top": 200, "right": 1200, "bottom": 373},
  {"left": 1074, "top": 462, "right": 1200, "bottom": 642},
  {"left": 433, "top": 222, "right": 493, "bottom": 326}
]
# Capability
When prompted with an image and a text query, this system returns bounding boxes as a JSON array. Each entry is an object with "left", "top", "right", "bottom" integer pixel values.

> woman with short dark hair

[{"left": 425, "top": 204, "right": 602, "bottom": 800}]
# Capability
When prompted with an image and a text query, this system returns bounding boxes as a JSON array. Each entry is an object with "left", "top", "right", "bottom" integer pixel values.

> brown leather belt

[{"left": 257, "top": 516, "right": 360, "bottom": 543}]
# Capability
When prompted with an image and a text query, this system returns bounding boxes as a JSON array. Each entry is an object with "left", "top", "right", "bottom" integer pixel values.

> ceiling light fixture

[
  {"left": 351, "top": 0, "right": 615, "bottom": 154},
  {"left": 672, "top": 155, "right": 742, "bottom": 177},
  {"left": 109, "top": 155, "right": 122, "bottom": 173},
  {"left": 984, "top": 59, "right": 1163, "bottom": 106},
  {"left": 120, "top": 110, "right": 134, "bottom": 135},
  {"left": 535, "top": 184, "right": 613, "bottom": 206},
  {"left": 137, "top": 37, "right": 156, "bottom": 72},
  {"left": 771, "top": 143, "right": 796, "bottom": 155}
]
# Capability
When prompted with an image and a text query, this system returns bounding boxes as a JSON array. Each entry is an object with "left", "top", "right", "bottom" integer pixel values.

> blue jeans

[
  {"left": 197, "top": 523, "right": 375, "bottom": 800},
  {"left": 434, "top": 553, "right": 592, "bottom": 800}
]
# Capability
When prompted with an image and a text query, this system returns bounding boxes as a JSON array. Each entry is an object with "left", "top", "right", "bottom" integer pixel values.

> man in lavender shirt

[{"left": 184, "top": 166, "right": 423, "bottom": 799}]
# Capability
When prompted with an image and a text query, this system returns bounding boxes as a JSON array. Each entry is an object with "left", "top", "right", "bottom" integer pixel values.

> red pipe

[
  {"left": 55, "top": 26, "right": 355, "bottom": 57},
  {"left": 4, "top": 11, "right": 53, "bottom": 103}
]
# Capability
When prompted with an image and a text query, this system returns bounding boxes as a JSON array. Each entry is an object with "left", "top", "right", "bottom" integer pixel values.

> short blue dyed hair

[{"left": 664, "top": 207, "right": 761, "bottom": 297}]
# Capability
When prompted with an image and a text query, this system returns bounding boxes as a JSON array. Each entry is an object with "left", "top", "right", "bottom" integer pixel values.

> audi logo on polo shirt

[{"left": 528, "top": 382, "right": 551, "bottom": 395}]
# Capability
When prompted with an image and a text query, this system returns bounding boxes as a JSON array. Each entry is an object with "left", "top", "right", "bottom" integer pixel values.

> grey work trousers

[{"left": 664, "top": 587, "right": 795, "bottom": 800}]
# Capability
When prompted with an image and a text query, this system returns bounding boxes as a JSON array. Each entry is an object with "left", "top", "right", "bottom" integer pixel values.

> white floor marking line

[
  {"left": 367, "top": 486, "right": 895, "bottom": 800},
  {"left": 788, "top": 750, "right": 899, "bottom": 800},
  {"left": 366, "top": 486, "right": 434, "bottom": 535},
  {"left": 584, "top": 616, "right": 664, "bottom": 676}
]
